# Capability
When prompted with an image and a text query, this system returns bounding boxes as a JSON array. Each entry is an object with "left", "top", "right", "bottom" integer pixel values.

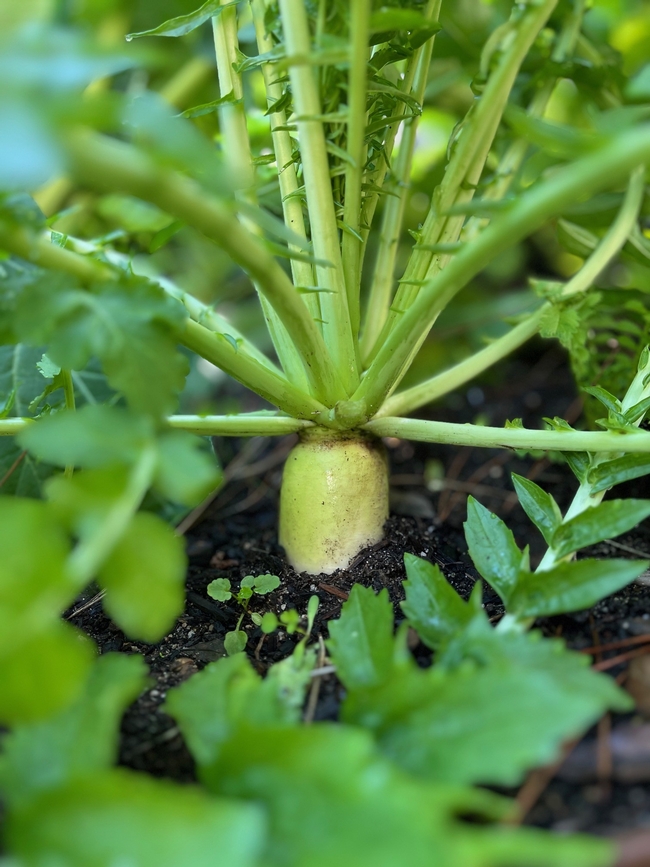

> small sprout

[
  {"left": 261, "top": 612, "right": 279, "bottom": 633},
  {"left": 252, "top": 573, "right": 281, "bottom": 594},
  {"left": 208, "top": 574, "right": 282, "bottom": 640},
  {"left": 224, "top": 629, "right": 247, "bottom": 656},
  {"left": 306, "top": 594, "right": 319, "bottom": 635},
  {"left": 280, "top": 609, "right": 300, "bottom": 634},
  {"left": 207, "top": 578, "right": 232, "bottom": 602}
]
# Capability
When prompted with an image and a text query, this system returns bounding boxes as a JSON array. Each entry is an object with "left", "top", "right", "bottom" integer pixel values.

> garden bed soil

[{"left": 69, "top": 342, "right": 650, "bottom": 853}]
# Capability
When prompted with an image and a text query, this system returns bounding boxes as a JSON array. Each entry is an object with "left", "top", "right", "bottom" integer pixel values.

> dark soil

[{"left": 69, "top": 341, "right": 650, "bottom": 842}]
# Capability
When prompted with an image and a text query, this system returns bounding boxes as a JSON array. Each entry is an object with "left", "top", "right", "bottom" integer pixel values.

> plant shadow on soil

[{"left": 69, "top": 341, "right": 650, "bottom": 840}]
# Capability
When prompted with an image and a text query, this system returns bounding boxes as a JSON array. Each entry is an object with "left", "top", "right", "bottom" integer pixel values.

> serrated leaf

[
  {"left": 588, "top": 453, "right": 650, "bottom": 494},
  {"left": 464, "top": 497, "right": 523, "bottom": 606},
  {"left": 126, "top": 0, "right": 239, "bottom": 39},
  {"left": 327, "top": 585, "right": 395, "bottom": 690},
  {"left": 510, "top": 558, "right": 649, "bottom": 618},
  {"left": 511, "top": 473, "right": 562, "bottom": 546},
  {"left": 154, "top": 430, "right": 222, "bottom": 506},
  {"left": 6, "top": 768, "right": 263, "bottom": 867},
  {"left": 401, "top": 553, "right": 479, "bottom": 651},
  {"left": 14, "top": 271, "right": 188, "bottom": 418},
  {"left": 350, "top": 631, "right": 630, "bottom": 788},
  {"left": 196, "top": 721, "right": 611, "bottom": 867},
  {"left": 583, "top": 385, "right": 621, "bottom": 414},
  {"left": 165, "top": 654, "right": 304, "bottom": 767},
  {"left": 0, "top": 654, "right": 148, "bottom": 807},
  {"left": 98, "top": 512, "right": 187, "bottom": 642},
  {"left": 552, "top": 499, "right": 650, "bottom": 559},
  {"left": 18, "top": 404, "right": 154, "bottom": 469},
  {"left": 0, "top": 343, "right": 63, "bottom": 494}
]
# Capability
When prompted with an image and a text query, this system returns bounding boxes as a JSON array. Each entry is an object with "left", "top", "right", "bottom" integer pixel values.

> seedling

[
  {"left": 259, "top": 593, "right": 320, "bottom": 637},
  {"left": 207, "top": 573, "right": 281, "bottom": 653}
]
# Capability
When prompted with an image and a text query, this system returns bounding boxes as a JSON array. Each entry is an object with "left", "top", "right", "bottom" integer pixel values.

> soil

[{"left": 67, "top": 340, "right": 650, "bottom": 849}]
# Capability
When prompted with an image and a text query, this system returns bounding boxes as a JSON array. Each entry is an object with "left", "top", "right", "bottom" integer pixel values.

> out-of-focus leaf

[
  {"left": 19, "top": 406, "right": 221, "bottom": 506},
  {"left": 0, "top": 654, "right": 148, "bottom": 807},
  {"left": 19, "top": 405, "right": 154, "bottom": 469},
  {"left": 401, "top": 553, "right": 480, "bottom": 651},
  {"left": 96, "top": 194, "right": 174, "bottom": 233},
  {"left": 6, "top": 768, "right": 264, "bottom": 867},
  {"left": 122, "top": 93, "right": 226, "bottom": 193},
  {"left": 327, "top": 585, "right": 395, "bottom": 690},
  {"left": 551, "top": 499, "right": 650, "bottom": 559},
  {"left": 0, "top": 27, "right": 135, "bottom": 92},
  {"left": 197, "top": 722, "right": 611, "bottom": 867},
  {"left": 0, "top": 497, "right": 90, "bottom": 723},
  {"left": 98, "top": 512, "right": 186, "bottom": 642},
  {"left": 0, "top": 101, "right": 62, "bottom": 190},
  {"left": 165, "top": 654, "right": 305, "bottom": 768},
  {"left": 0, "top": 624, "right": 94, "bottom": 727},
  {"left": 626, "top": 64, "right": 650, "bottom": 101},
  {"left": 154, "top": 430, "right": 222, "bottom": 506},
  {"left": 14, "top": 272, "right": 188, "bottom": 417}
]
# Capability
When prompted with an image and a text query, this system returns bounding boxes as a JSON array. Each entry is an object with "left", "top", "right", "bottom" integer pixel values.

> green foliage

[
  {"left": 13, "top": 270, "right": 188, "bottom": 418},
  {"left": 1, "top": 0, "right": 649, "bottom": 863},
  {"left": 0, "top": 654, "right": 148, "bottom": 807},
  {"left": 207, "top": 573, "right": 282, "bottom": 654},
  {"left": 6, "top": 769, "right": 263, "bottom": 867},
  {"left": 464, "top": 495, "right": 528, "bottom": 607},
  {"left": 331, "top": 574, "right": 629, "bottom": 789},
  {"left": 465, "top": 493, "right": 649, "bottom": 616},
  {"left": 168, "top": 649, "right": 612, "bottom": 867},
  {"left": 98, "top": 512, "right": 186, "bottom": 641},
  {"left": 0, "top": 498, "right": 93, "bottom": 724}
]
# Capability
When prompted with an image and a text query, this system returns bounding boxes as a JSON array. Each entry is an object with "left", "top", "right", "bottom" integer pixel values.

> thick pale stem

[
  {"left": 341, "top": 0, "right": 370, "bottom": 333},
  {"left": 360, "top": 0, "right": 441, "bottom": 361},
  {"left": 366, "top": 0, "right": 558, "bottom": 366},
  {"left": 379, "top": 162, "right": 646, "bottom": 418},
  {"left": 278, "top": 0, "right": 359, "bottom": 393},
  {"left": 378, "top": 306, "right": 545, "bottom": 418},
  {"left": 279, "top": 429, "right": 389, "bottom": 574},
  {"left": 63, "top": 129, "right": 346, "bottom": 405},
  {"left": 251, "top": 0, "right": 319, "bottom": 322},
  {"left": 213, "top": 3, "right": 309, "bottom": 391},
  {"left": 354, "top": 131, "right": 650, "bottom": 417},
  {"left": 364, "top": 416, "right": 650, "bottom": 453}
]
